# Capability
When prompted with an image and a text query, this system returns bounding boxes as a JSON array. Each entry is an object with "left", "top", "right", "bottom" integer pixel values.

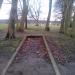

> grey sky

[{"left": 0, "top": 0, "right": 56, "bottom": 21}]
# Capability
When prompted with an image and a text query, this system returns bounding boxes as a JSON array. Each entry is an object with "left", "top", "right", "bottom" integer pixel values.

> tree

[
  {"left": 54, "top": 0, "right": 73, "bottom": 34},
  {"left": 16, "top": 0, "right": 22, "bottom": 31},
  {"left": 59, "top": 0, "right": 67, "bottom": 33},
  {"left": 29, "top": 0, "right": 41, "bottom": 26},
  {"left": 71, "top": 1, "right": 75, "bottom": 37},
  {"left": 5, "top": 0, "right": 18, "bottom": 39},
  {"left": 0, "top": 0, "right": 3, "bottom": 8},
  {"left": 71, "top": 12, "right": 75, "bottom": 37},
  {"left": 63, "top": 0, "right": 73, "bottom": 35},
  {"left": 19, "top": 0, "right": 29, "bottom": 31},
  {"left": 54, "top": 0, "right": 64, "bottom": 33},
  {"left": 45, "top": 0, "right": 52, "bottom": 31}
]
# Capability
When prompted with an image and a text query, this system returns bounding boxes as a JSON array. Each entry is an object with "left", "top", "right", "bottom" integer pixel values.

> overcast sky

[{"left": 0, "top": 0, "right": 56, "bottom": 21}]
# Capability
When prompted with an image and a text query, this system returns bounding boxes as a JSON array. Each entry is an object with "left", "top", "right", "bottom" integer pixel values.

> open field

[
  {"left": 0, "top": 24, "right": 8, "bottom": 30},
  {"left": 27, "top": 24, "right": 60, "bottom": 31},
  {"left": 0, "top": 23, "right": 60, "bottom": 31}
]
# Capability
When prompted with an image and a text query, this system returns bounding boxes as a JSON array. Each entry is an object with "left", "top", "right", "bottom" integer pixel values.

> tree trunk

[
  {"left": 5, "top": 20, "right": 15, "bottom": 39},
  {"left": 71, "top": 12, "right": 75, "bottom": 37},
  {"left": 25, "top": 15, "right": 27, "bottom": 29},
  {"left": 60, "top": 0, "right": 73, "bottom": 35},
  {"left": 5, "top": 0, "right": 18, "bottom": 39},
  {"left": 15, "top": 8, "right": 19, "bottom": 31},
  {"left": 19, "top": 17, "right": 25, "bottom": 32},
  {"left": 45, "top": 0, "right": 52, "bottom": 31},
  {"left": 59, "top": 18, "right": 64, "bottom": 33},
  {"left": 59, "top": 1, "right": 65, "bottom": 34},
  {"left": 24, "top": 6, "right": 28, "bottom": 29},
  {"left": 64, "top": 0, "right": 73, "bottom": 35},
  {"left": 0, "top": 0, "right": 3, "bottom": 8},
  {"left": 19, "top": 0, "right": 28, "bottom": 31}
]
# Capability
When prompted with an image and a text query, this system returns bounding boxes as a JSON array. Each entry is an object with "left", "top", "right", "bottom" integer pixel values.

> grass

[
  {"left": 0, "top": 24, "right": 8, "bottom": 30},
  {"left": 55, "top": 33, "right": 75, "bottom": 62},
  {"left": 0, "top": 23, "right": 60, "bottom": 58},
  {"left": 0, "top": 23, "right": 75, "bottom": 62},
  {"left": 0, "top": 23, "right": 60, "bottom": 31},
  {"left": 27, "top": 24, "right": 45, "bottom": 31},
  {"left": 0, "top": 38, "right": 21, "bottom": 58},
  {"left": 27, "top": 24, "right": 60, "bottom": 31},
  {"left": 0, "top": 24, "right": 22, "bottom": 58}
]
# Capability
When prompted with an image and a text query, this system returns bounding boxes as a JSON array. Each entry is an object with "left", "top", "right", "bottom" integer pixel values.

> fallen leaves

[
  {"left": 46, "top": 37, "right": 67, "bottom": 64},
  {"left": 15, "top": 36, "right": 48, "bottom": 62}
]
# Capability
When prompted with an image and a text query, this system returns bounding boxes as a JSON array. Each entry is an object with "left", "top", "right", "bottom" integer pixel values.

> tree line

[
  {"left": 0, "top": 0, "right": 75, "bottom": 39},
  {"left": 0, "top": 0, "right": 52, "bottom": 39},
  {"left": 55, "top": 0, "right": 75, "bottom": 37}
]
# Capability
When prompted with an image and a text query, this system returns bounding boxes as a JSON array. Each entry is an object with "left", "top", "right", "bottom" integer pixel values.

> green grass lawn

[
  {"left": 0, "top": 23, "right": 60, "bottom": 31},
  {"left": 27, "top": 24, "right": 45, "bottom": 30},
  {"left": 0, "top": 38, "right": 22, "bottom": 59},
  {"left": 27, "top": 24, "right": 60, "bottom": 31},
  {"left": 0, "top": 24, "right": 8, "bottom": 30}
]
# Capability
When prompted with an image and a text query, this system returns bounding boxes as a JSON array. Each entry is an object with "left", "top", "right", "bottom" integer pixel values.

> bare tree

[
  {"left": 54, "top": 0, "right": 73, "bottom": 34},
  {"left": 5, "top": 0, "right": 18, "bottom": 39},
  {"left": 29, "top": 0, "right": 41, "bottom": 26},
  {"left": 16, "top": 0, "right": 22, "bottom": 31},
  {"left": 54, "top": 0, "right": 64, "bottom": 32},
  {"left": 45, "top": 0, "right": 52, "bottom": 31},
  {"left": 63, "top": 0, "right": 73, "bottom": 35},
  {"left": 19, "top": 0, "right": 29, "bottom": 32},
  {"left": 0, "top": 0, "right": 3, "bottom": 8},
  {"left": 60, "top": 0, "right": 66, "bottom": 33},
  {"left": 71, "top": 11, "right": 75, "bottom": 37}
]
